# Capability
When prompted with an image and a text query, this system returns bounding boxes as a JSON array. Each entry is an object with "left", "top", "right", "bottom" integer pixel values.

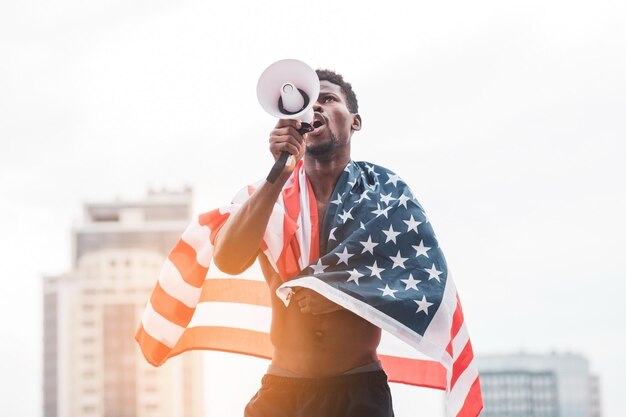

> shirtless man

[{"left": 213, "top": 70, "right": 394, "bottom": 417}]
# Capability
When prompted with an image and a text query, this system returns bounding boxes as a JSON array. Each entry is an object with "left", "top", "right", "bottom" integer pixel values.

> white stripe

[
  {"left": 446, "top": 360, "right": 479, "bottom": 417},
  {"left": 181, "top": 219, "right": 214, "bottom": 268},
  {"left": 452, "top": 323, "right": 470, "bottom": 361},
  {"left": 378, "top": 331, "right": 431, "bottom": 360},
  {"left": 205, "top": 262, "right": 265, "bottom": 281},
  {"left": 158, "top": 259, "right": 202, "bottom": 308},
  {"left": 187, "top": 301, "right": 271, "bottom": 333},
  {"left": 141, "top": 301, "right": 186, "bottom": 348}
]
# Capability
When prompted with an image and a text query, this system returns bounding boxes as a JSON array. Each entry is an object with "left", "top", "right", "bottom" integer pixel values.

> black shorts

[{"left": 244, "top": 370, "right": 395, "bottom": 417}]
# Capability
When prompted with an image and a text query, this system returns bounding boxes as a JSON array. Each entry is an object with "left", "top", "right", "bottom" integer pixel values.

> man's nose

[{"left": 313, "top": 101, "right": 323, "bottom": 112}]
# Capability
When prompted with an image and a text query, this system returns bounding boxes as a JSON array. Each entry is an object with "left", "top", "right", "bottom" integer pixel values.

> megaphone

[{"left": 257, "top": 59, "right": 320, "bottom": 183}]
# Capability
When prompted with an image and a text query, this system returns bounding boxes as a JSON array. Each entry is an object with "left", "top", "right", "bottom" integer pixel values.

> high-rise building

[
  {"left": 476, "top": 352, "right": 601, "bottom": 417},
  {"left": 43, "top": 188, "right": 204, "bottom": 417}
]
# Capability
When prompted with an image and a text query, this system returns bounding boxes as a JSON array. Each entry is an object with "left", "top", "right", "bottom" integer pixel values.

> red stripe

[
  {"left": 135, "top": 324, "right": 171, "bottom": 367},
  {"left": 450, "top": 340, "right": 474, "bottom": 389},
  {"left": 446, "top": 300, "right": 465, "bottom": 357},
  {"left": 150, "top": 282, "right": 195, "bottom": 327},
  {"left": 380, "top": 355, "right": 447, "bottom": 389},
  {"left": 305, "top": 174, "right": 319, "bottom": 262},
  {"left": 168, "top": 239, "right": 207, "bottom": 288},
  {"left": 277, "top": 164, "right": 305, "bottom": 281},
  {"left": 170, "top": 326, "right": 273, "bottom": 360},
  {"left": 455, "top": 376, "right": 483, "bottom": 417},
  {"left": 451, "top": 299, "right": 464, "bottom": 340}
]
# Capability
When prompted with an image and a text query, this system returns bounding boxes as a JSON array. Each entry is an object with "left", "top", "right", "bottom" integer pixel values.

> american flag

[{"left": 136, "top": 160, "right": 483, "bottom": 417}]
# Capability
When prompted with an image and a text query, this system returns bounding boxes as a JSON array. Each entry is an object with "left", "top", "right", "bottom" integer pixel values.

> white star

[
  {"left": 347, "top": 269, "right": 365, "bottom": 285},
  {"left": 371, "top": 204, "right": 391, "bottom": 219},
  {"left": 414, "top": 295, "right": 434, "bottom": 315},
  {"left": 328, "top": 227, "right": 337, "bottom": 241},
  {"left": 357, "top": 189, "right": 371, "bottom": 203},
  {"left": 335, "top": 247, "right": 354, "bottom": 265},
  {"left": 366, "top": 165, "right": 380, "bottom": 177},
  {"left": 360, "top": 221, "right": 366, "bottom": 230},
  {"left": 398, "top": 194, "right": 411, "bottom": 208},
  {"left": 386, "top": 173, "right": 401, "bottom": 187},
  {"left": 338, "top": 208, "right": 354, "bottom": 224},
  {"left": 403, "top": 215, "right": 422, "bottom": 233},
  {"left": 359, "top": 235, "right": 378, "bottom": 254},
  {"left": 330, "top": 193, "right": 344, "bottom": 205},
  {"left": 401, "top": 274, "right": 421, "bottom": 291},
  {"left": 389, "top": 250, "right": 408, "bottom": 269},
  {"left": 367, "top": 261, "right": 385, "bottom": 280},
  {"left": 412, "top": 240, "right": 431, "bottom": 258},
  {"left": 348, "top": 179, "right": 357, "bottom": 188},
  {"left": 310, "top": 259, "right": 328, "bottom": 275},
  {"left": 424, "top": 263, "right": 443, "bottom": 282},
  {"left": 380, "top": 192, "right": 395, "bottom": 205},
  {"left": 378, "top": 284, "right": 398, "bottom": 298},
  {"left": 382, "top": 224, "right": 401, "bottom": 244}
]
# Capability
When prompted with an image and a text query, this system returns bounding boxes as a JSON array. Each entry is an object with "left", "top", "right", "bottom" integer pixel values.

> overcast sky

[{"left": 1, "top": 1, "right": 625, "bottom": 416}]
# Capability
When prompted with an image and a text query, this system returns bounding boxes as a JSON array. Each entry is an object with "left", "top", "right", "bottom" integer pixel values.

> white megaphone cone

[{"left": 257, "top": 59, "right": 320, "bottom": 183}]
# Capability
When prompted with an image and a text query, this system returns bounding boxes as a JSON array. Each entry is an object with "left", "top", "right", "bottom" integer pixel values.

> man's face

[{"left": 305, "top": 80, "right": 360, "bottom": 157}]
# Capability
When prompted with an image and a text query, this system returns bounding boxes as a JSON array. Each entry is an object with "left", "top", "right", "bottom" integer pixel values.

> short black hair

[{"left": 315, "top": 69, "right": 359, "bottom": 113}]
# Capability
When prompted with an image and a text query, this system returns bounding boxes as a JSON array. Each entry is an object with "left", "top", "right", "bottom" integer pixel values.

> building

[
  {"left": 476, "top": 352, "right": 601, "bottom": 417},
  {"left": 43, "top": 188, "right": 204, "bottom": 417}
]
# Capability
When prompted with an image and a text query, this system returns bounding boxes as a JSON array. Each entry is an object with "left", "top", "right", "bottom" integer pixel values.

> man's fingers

[{"left": 275, "top": 119, "right": 302, "bottom": 129}]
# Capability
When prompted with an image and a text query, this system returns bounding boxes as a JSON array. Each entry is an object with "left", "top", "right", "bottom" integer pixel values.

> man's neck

[{"left": 304, "top": 154, "right": 350, "bottom": 203}]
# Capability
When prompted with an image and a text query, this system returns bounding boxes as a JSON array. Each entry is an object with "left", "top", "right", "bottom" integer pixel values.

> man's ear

[{"left": 351, "top": 113, "right": 362, "bottom": 131}]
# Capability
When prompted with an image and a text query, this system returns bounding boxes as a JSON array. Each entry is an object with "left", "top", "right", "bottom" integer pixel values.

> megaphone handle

[{"left": 266, "top": 123, "right": 313, "bottom": 184}]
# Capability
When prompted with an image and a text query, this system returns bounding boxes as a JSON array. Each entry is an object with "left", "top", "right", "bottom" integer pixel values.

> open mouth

[{"left": 313, "top": 120, "right": 323, "bottom": 129}]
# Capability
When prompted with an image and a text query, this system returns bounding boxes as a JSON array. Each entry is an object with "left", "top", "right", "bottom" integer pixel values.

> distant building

[
  {"left": 476, "top": 352, "right": 601, "bottom": 417},
  {"left": 43, "top": 188, "right": 204, "bottom": 417}
]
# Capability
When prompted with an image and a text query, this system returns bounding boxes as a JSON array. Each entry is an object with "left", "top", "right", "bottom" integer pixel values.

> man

[
  {"left": 212, "top": 70, "right": 394, "bottom": 417},
  {"left": 136, "top": 69, "right": 482, "bottom": 417}
]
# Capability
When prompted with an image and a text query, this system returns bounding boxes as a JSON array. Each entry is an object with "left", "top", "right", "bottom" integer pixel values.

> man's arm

[{"left": 212, "top": 119, "right": 306, "bottom": 275}]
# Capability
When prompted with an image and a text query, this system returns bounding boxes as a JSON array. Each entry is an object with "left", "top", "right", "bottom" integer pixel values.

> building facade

[
  {"left": 477, "top": 352, "right": 601, "bottom": 417},
  {"left": 43, "top": 188, "right": 204, "bottom": 417}
]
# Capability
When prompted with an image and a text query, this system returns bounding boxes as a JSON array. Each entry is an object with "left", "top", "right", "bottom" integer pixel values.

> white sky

[{"left": 1, "top": 0, "right": 625, "bottom": 416}]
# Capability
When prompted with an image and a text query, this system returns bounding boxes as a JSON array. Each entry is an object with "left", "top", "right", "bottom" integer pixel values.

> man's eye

[{"left": 324, "top": 96, "right": 334, "bottom": 103}]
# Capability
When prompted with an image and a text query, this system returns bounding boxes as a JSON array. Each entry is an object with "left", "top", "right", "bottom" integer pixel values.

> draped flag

[{"left": 136, "top": 160, "right": 483, "bottom": 417}]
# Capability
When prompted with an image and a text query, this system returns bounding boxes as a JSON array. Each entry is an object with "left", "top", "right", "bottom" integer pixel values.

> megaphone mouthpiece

[{"left": 279, "top": 83, "right": 310, "bottom": 115}]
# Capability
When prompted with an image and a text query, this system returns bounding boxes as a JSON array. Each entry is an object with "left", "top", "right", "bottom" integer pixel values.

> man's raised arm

[{"left": 212, "top": 119, "right": 306, "bottom": 275}]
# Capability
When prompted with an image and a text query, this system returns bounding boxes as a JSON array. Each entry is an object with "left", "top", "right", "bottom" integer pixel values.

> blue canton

[{"left": 299, "top": 160, "right": 448, "bottom": 336}]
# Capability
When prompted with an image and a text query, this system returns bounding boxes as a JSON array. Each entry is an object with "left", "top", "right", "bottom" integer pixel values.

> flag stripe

[
  {"left": 181, "top": 218, "right": 214, "bottom": 268},
  {"left": 450, "top": 340, "right": 473, "bottom": 389},
  {"left": 141, "top": 301, "right": 185, "bottom": 348},
  {"left": 448, "top": 363, "right": 480, "bottom": 417},
  {"left": 199, "top": 278, "right": 271, "bottom": 306},
  {"left": 188, "top": 302, "right": 271, "bottom": 333},
  {"left": 170, "top": 326, "right": 273, "bottom": 360},
  {"left": 158, "top": 259, "right": 202, "bottom": 308},
  {"left": 150, "top": 282, "right": 195, "bottom": 327},
  {"left": 380, "top": 355, "right": 447, "bottom": 389},
  {"left": 168, "top": 239, "right": 207, "bottom": 288},
  {"left": 135, "top": 324, "right": 172, "bottom": 366},
  {"left": 455, "top": 377, "right": 483, "bottom": 417}
]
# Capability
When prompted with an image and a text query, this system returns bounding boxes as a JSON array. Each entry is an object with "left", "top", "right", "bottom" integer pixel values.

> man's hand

[
  {"left": 269, "top": 119, "right": 306, "bottom": 171},
  {"left": 291, "top": 287, "right": 343, "bottom": 315}
]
